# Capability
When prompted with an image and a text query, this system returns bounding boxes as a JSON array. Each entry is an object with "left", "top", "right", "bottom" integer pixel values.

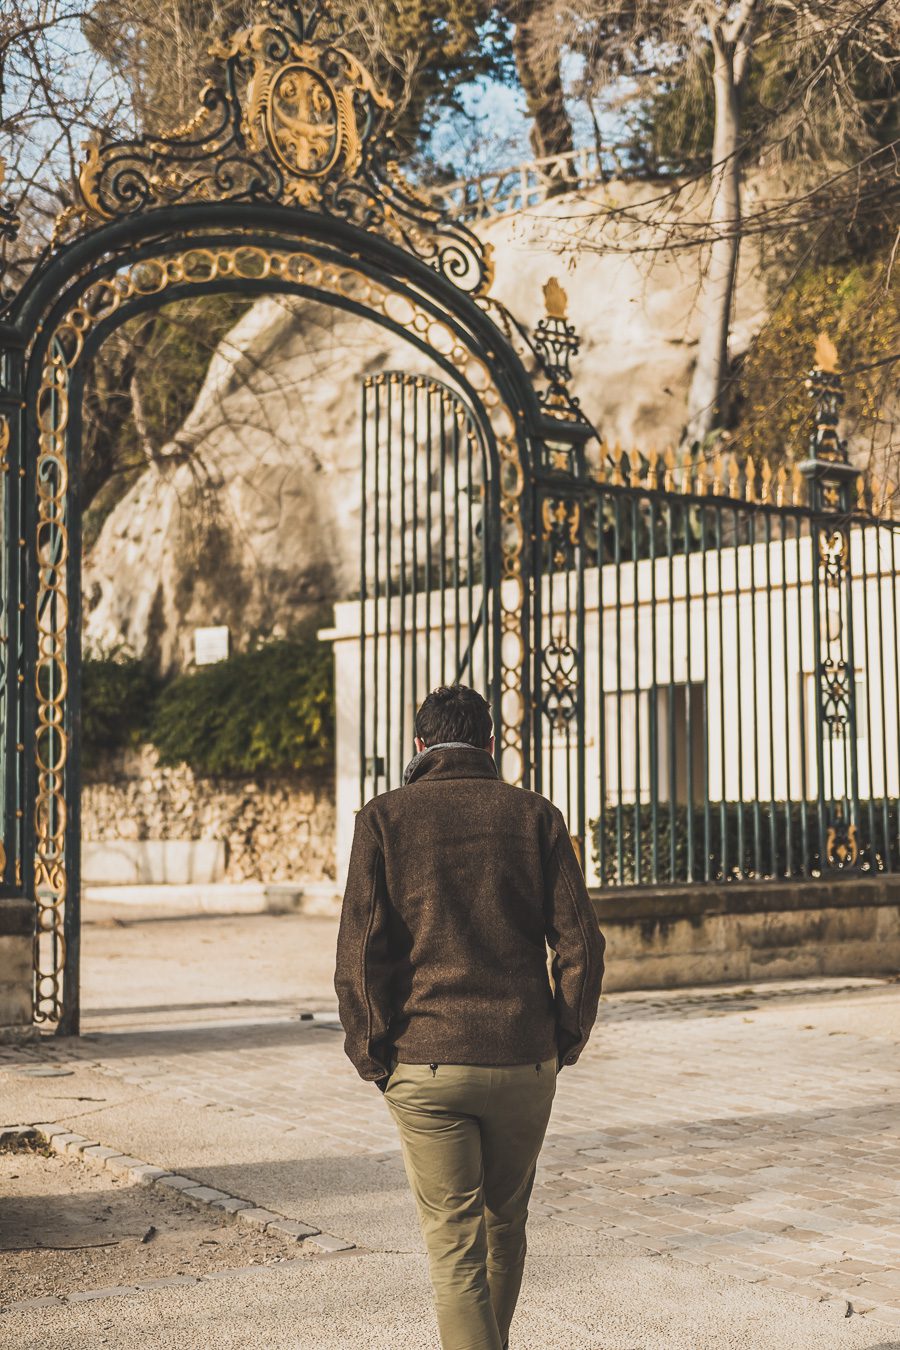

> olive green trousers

[{"left": 384, "top": 1057, "right": 557, "bottom": 1350}]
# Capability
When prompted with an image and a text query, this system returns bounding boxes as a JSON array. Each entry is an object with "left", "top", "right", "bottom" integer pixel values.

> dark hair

[{"left": 414, "top": 685, "right": 493, "bottom": 749}]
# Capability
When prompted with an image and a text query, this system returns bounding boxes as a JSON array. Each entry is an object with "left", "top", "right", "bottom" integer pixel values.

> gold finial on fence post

[
  {"left": 695, "top": 455, "right": 709, "bottom": 496},
  {"left": 791, "top": 463, "right": 806, "bottom": 506},
  {"left": 593, "top": 440, "right": 607, "bottom": 483},
  {"left": 760, "top": 457, "right": 773, "bottom": 504},
  {"left": 728, "top": 454, "right": 741, "bottom": 499},
  {"left": 663, "top": 446, "right": 676, "bottom": 492},
  {"left": 646, "top": 447, "right": 659, "bottom": 490},
  {"left": 711, "top": 452, "right": 725, "bottom": 496},
  {"left": 629, "top": 447, "right": 643, "bottom": 487},
  {"left": 681, "top": 447, "right": 694, "bottom": 494},
  {"left": 856, "top": 473, "right": 868, "bottom": 513},
  {"left": 744, "top": 455, "right": 757, "bottom": 503},
  {"left": 611, "top": 441, "right": 625, "bottom": 485},
  {"left": 775, "top": 464, "right": 788, "bottom": 506}
]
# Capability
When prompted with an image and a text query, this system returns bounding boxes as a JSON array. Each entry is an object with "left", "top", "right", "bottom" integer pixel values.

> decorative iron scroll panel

[
  {"left": 358, "top": 373, "right": 499, "bottom": 799},
  {"left": 534, "top": 468, "right": 900, "bottom": 889}
]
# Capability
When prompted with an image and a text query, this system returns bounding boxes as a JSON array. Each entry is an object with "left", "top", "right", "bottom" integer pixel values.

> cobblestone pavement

[{"left": 3, "top": 911, "right": 900, "bottom": 1342}]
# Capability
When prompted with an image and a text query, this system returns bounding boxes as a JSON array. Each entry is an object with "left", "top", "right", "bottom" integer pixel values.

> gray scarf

[{"left": 402, "top": 741, "right": 483, "bottom": 786}]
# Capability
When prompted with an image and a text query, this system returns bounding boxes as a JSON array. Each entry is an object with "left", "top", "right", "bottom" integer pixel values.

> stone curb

[{"left": 21, "top": 1124, "right": 353, "bottom": 1257}]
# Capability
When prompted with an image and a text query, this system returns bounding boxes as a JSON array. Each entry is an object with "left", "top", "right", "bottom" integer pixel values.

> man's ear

[{"left": 414, "top": 736, "right": 427, "bottom": 753}]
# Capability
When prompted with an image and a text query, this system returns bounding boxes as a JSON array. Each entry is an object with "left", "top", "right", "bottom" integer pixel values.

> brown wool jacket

[{"left": 334, "top": 744, "right": 606, "bottom": 1085}]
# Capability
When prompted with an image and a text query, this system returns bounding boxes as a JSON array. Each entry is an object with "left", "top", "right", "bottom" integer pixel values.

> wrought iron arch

[{"left": 0, "top": 0, "right": 590, "bottom": 1033}]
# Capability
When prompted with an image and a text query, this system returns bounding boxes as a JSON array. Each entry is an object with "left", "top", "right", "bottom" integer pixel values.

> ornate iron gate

[
  {"left": 358, "top": 372, "right": 499, "bottom": 796},
  {"left": 0, "top": 0, "right": 588, "bottom": 1033}
]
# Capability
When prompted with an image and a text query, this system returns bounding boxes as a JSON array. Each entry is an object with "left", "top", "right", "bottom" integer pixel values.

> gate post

[
  {"left": 0, "top": 319, "right": 34, "bottom": 1035},
  {"left": 530, "top": 280, "right": 594, "bottom": 861},
  {"left": 799, "top": 335, "right": 861, "bottom": 870}
]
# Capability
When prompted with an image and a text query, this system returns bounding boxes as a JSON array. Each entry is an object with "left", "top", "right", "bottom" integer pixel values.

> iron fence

[{"left": 535, "top": 436, "right": 900, "bottom": 889}]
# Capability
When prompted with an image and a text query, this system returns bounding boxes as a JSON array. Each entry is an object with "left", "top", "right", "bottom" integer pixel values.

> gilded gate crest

[
  {"left": 58, "top": 0, "right": 492, "bottom": 295},
  {"left": 76, "top": 2, "right": 390, "bottom": 218}
]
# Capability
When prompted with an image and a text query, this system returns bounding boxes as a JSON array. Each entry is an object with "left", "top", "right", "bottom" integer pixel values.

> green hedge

[
  {"left": 82, "top": 650, "right": 161, "bottom": 771},
  {"left": 81, "top": 624, "right": 334, "bottom": 778},
  {"left": 149, "top": 624, "right": 333, "bottom": 777},
  {"left": 591, "top": 799, "right": 900, "bottom": 884}
]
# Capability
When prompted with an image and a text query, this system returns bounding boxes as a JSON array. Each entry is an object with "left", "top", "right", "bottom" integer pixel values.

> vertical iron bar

[
  {"left": 632, "top": 493, "right": 641, "bottom": 884},
  {"left": 453, "top": 408, "right": 461, "bottom": 679},
  {"left": 700, "top": 503, "right": 712, "bottom": 882},
  {"left": 809, "top": 519, "right": 828, "bottom": 870},
  {"left": 439, "top": 393, "right": 447, "bottom": 683},
  {"left": 764, "top": 511, "right": 778, "bottom": 876},
  {"left": 891, "top": 528, "right": 900, "bottom": 862},
  {"left": 596, "top": 496, "right": 607, "bottom": 887},
  {"left": 614, "top": 495, "right": 624, "bottom": 884},
  {"left": 843, "top": 527, "right": 862, "bottom": 843},
  {"left": 410, "top": 379, "right": 419, "bottom": 718},
  {"left": 748, "top": 506, "right": 762, "bottom": 877},
  {"left": 425, "top": 383, "right": 433, "bottom": 694},
  {"left": 796, "top": 516, "right": 812, "bottom": 874},
  {"left": 372, "top": 378, "right": 381, "bottom": 794},
  {"left": 715, "top": 507, "right": 728, "bottom": 879},
  {"left": 399, "top": 376, "right": 407, "bottom": 764},
  {"left": 359, "top": 379, "right": 368, "bottom": 808},
  {"left": 666, "top": 499, "right": 676, "bottom": 882},
  {"left": 575, "top": 496, "right": 586, "bottom": 862},
  {"left": 779, "top": 514, "right": 795, "bottom": 875},
  {"left": 466, "top": 420, "right": 475, "bottom": 685},
  {"left": 858, "top": 525, "right": 877, "bottom": 864},
  {"left": 733, "top": 505, "right": 746, "bottom": 876},
  {"left": 873, "top": 526, "right": 892, "bottom": 870},
  {"left": 683, "top": 499, "right": 695, "bottom": 883},
  {"left": 649, "top": 496, "right": 659, "bottom": 884},
  {"left": 533, "top": 493, "right": 544, "bottom": 798},
  {"left": 384, "top": 376, "right": 393, "bottom": 789}
]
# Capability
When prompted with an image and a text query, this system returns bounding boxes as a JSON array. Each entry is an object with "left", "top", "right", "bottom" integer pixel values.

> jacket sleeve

[
  {"left": 543, "top": 811, "right": 606, "bottom": 1068},
  {"left": 334, "top": 811, "right": 394, "bottom": 1083}
]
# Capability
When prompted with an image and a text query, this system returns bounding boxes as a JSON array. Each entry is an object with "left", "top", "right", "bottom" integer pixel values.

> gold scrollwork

[
  {"left": 32, "top": 238, "right": 528, "bottom": 1023},
  {"left": 825, "top": 820, "right": 858, "bottom": 869}
]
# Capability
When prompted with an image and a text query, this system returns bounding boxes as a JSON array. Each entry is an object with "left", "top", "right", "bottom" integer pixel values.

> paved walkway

[{"left": 2, "top": 908, "right": 899, "bottom": 1347}]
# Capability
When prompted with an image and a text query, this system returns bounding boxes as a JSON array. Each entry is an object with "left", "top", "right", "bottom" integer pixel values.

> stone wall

[
  {"left": 83, "top": 746, "right": 336, "bottom": 884},
  {"left": 594, "top": 877, "right": 900, "bottom": 991}
]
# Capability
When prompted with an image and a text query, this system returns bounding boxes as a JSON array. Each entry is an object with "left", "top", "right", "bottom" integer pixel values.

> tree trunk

[
  {"left": 509, "top": 1, "right": 575, "bottom": 164},
  {"left": 683, "top": 25, "right": 747, "bottom": 445}
]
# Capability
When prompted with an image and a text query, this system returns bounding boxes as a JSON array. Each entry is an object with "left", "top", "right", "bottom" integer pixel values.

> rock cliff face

[{"left": 83, "top": 182, "right": 767, "bottom": 668}]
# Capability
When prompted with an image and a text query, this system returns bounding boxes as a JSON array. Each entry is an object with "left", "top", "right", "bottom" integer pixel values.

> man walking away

[{"left": 335, "top": 684, "right": 606, "bottom": 1350}]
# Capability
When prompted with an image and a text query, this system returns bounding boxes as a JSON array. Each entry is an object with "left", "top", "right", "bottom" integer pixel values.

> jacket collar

[{"left": 403, "top": 741, "right": 500, "bottom": 786}]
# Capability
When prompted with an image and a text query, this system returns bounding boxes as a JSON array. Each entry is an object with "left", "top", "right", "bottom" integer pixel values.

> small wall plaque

[{"left": 194, "top": 625, "right": 231, "bottom": 665}]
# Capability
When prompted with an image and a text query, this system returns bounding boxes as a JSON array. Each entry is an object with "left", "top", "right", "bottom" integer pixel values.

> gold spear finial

[
  {"left": 814, "top": 332, "right": 839, "bottom": 373},
  {"left": 759, "top": 456, "right": 773, "bottom": 504},
  {"left": 543, "top": 277, "right": 569, "bottom": 320},
  {"left": 663, "top": 445, "right": 677, "bottom": 492}
]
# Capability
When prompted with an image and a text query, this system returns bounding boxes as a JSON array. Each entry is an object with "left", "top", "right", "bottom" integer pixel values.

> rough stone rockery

[{"left": 83, "top": 747, "right": 335, "bottom": 884}]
